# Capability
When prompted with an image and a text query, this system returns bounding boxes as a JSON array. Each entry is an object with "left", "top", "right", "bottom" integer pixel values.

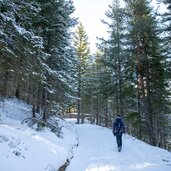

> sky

[
  {"left": 1, "top": 98, "right": 171, "bottom": 171},
  {"left": 72, "top": 0, "right": 166, "bottom": 53},
  {"left": 72, "top": 0, "right": 112, "bottom": 52}
]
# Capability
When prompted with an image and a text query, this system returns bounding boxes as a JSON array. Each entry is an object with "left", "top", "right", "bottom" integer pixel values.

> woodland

[{"left": 0, "top": 0, "right": 171, "bottom": 150}]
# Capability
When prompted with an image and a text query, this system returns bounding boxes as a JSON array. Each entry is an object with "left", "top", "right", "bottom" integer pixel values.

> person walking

[{"left": 113, "top": 115, "right": 125, "bottom": 152}]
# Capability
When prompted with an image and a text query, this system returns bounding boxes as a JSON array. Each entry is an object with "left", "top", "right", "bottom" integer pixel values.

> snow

[
  {"left": 0, "top": 98, "right": 171, "bottom": 171},
  {"left": 66, "top": 123, "right": 171, "bottom": 171},
  {"left": 0, "top": 98, "right": 77, "bottom": 171}
]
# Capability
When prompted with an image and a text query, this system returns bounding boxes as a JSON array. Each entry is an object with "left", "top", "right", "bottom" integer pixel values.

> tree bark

[
  {"left": 77, "top": 66, "right": 81, "bottom": 124},
  {"left": 105, "top": 96, "right": 108, "bottom": 127},
  {"left": 42, "top": 87, "right": 47, "bottom": 120}
]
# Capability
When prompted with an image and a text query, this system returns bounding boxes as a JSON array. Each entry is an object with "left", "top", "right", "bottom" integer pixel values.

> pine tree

[
  {"left": 162, "top": 0, "right": 171, "bottom": 52},
  {"left": 32, "top": 0, "right": 77, "bottom": 119},
  {"left": 0, "top": 0, "right": 46, "bottom": 102},
  {"left": 0, "top": 0, "right": 78, "bottom": 120},
  {"left": 74, "top": 22, "right": 90, "bottom": 124},
  {"left": 97, "top": 0, "right": 127, "bottom": 126},
  {"left": 160, "top": 0, "right": 171, "bottom": 148},
  {"left": 124, "top": 0, "right": 170, "bottom": 146},
  {"left": 161, "top": 0, "right": 171, "bottom": 86}
]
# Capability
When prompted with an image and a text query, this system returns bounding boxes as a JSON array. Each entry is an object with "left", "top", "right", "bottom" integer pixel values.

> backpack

[{"left": 113, "top": 119, "right": 124, "bottom": 135}]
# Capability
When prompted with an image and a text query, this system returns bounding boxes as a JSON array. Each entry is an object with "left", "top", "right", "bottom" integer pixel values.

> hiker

[{"left": 113, "top": 115, "right": 125, "bottom": 151}]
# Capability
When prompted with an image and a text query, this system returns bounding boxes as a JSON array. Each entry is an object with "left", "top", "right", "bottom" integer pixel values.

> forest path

[{"left": 66, "top": 123, "right": 171, "bottom": 171}]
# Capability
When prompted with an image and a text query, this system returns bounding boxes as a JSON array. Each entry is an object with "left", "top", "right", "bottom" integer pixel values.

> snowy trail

[
  {"left": 66, "top": 123, "right": 171, "bottom": 171},
  {"left": 2, "top": 98, "right": 170, "bottom": 171}
]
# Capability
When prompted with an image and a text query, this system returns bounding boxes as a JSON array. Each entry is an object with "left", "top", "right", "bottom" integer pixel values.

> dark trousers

[{"left": 116, "top": 133, "right": 122, "bottom": 148}]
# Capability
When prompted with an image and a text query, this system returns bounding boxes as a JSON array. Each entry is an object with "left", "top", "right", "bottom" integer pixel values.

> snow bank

[{"left": 0, "top": 98, "right": 77, "bottom": 171}]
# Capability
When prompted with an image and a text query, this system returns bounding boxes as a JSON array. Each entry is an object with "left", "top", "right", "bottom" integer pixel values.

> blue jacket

[{"left": 113, "top": 117, "right": 125, "bottom": 135}]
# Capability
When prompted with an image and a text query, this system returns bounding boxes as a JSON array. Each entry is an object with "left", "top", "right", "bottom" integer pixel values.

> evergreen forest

[{"left": 0, "top": 0, "right": 171, "bottom": 150}]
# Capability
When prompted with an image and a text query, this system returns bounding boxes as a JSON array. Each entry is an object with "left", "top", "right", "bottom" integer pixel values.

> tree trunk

[
  {"left": 3, "top": 71, "right": 9, "bottom": 97},
  {"left": 136, "top": 65, "right": 142, "bottom": 139},
  {"left": 91, "top": 93, "right": 94, "bottom": 124},
  {"left": 15, "top": 87, "right": 20, "bottom": 99},
  {"left": 146, "top": 73, "right": 156, "bottom": 145},
  {"left": 42, "top": 87, "right": 47, "bottom": 120},
  {"left": 96, "top": 96, "right": 99, "bottom": 125},
  {"left": 105, "top": 96, "right": 108, "bottom": 127},
  {"left": 81, "top": 102, "right": 84, "bottom": 124},
  {"left": 32, "top": 104, "right": 36, "bottom": 118},
  {"left": 77, "top": 66, "right": 81, "bottom": 124}
]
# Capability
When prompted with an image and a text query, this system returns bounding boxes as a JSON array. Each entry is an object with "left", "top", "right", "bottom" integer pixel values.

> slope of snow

[
  {"left": 0, "top": 98, "right": 77, "bottom": 171},
  {"left": 66, "top": 121, "right": 171, "bottom": 171},
  {"left": 1, "top": 98, "right": 171, "bottom": 171}
]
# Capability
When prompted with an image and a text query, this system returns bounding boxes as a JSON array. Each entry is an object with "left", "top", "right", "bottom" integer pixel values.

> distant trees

[
  {"left": 99, "top": 0, "right": 127, "bottom": 118},
  {"left": 96, "top": 0, "right": 171, "bottom": 149},
  {"left": 0, "top": 0, "right": 78, "bottom": 119},
  {"left": 75, "top": 0, "right": 171, "bottom": 150},
  {"left": 74, "top": 23, "right": 90, "bottom": 124},
  {"left": 87, "top": 0, "right": 127, "bottom": 127},
  {"left": 1, "top": 0, "right": 171, "bottom": 150}
]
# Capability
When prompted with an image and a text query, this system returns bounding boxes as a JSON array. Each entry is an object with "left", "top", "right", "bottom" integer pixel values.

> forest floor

[
  {"left": 65, "top": 119, "right": 171, "bottom": 171},
  {"left": 0, "top": 98, "right": 171, "bottom": 171}
]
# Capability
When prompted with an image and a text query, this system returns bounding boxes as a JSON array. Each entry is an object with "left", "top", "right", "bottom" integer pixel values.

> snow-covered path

[
  {"left": 1, "top": 98, "right": 171, "bottom": 171},
  {"left": 66, "top": 123, "right": 171, "bottom": 171}
]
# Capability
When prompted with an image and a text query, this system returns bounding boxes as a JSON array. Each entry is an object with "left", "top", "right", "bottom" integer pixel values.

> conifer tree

[
  {"left": 0, "top": 0, "right": 78, "bottom": 120},
  {"left": 161, "top": 0, "right": 171, "bottom": 82},
  {"left": 160, "top": 0, "right": 171, "bottom": 148},
  {"left": 124, "top": 0, "right": 170, "bottom": 146},
  {"left": 97, "top": 0, "right": 127, "bottom": 126},
  {"left": 32, "top": 0, "right": 77, "bottom": 119},
  {"left": 74, "top": 22, "right": 90, "bottom": 124},
  {"left": 0, "top": 0, "right": 46, "bottom": 102}
]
